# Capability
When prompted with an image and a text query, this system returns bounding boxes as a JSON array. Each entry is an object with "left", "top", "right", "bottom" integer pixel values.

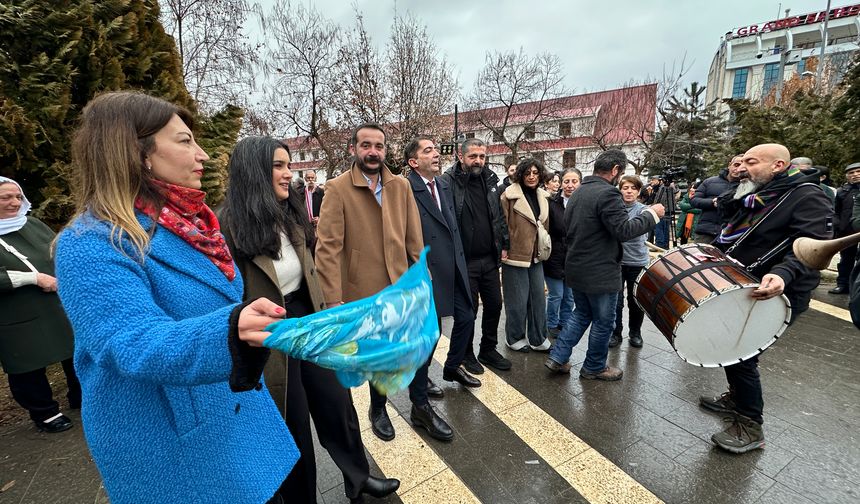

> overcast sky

[{"left": 259, "top": 0, "right": 833, "bottom": 97}]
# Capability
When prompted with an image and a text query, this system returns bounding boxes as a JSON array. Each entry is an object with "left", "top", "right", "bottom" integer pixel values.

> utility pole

[{"left": 816, "top": 0, "right": 833, "bottom": 93}]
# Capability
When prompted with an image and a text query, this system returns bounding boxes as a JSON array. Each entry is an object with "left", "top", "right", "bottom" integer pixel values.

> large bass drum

[{"left": 633, "top": 244, "right": 791, "bottom": 367}]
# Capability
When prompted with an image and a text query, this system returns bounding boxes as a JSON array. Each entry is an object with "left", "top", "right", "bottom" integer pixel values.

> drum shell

[{"left": 634, "top": 245, "right": 758, "bottom": 342}]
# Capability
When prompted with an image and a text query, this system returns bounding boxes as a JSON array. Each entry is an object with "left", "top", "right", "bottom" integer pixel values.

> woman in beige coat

[{"left": 500, "top": 158, "right": 552, "bottom": 352}]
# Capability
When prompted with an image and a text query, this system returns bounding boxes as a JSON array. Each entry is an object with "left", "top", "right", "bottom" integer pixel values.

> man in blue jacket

[{"left": 545, "top": 149, "right": 664, "bottom": 380}]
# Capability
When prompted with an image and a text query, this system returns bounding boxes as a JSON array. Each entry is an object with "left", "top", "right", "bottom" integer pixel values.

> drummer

[{"left": 701, "top": 143, "right": 832, "bottom": 454}]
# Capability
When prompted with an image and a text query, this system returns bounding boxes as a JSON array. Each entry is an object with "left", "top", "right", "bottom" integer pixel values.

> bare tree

[
  {"left": 585, "top": 58, "right": 691, "bottom": 174},
  {"left": 335, "top": 9, "right": 388, "bottom": 127},
  {"left": 258, "top": 0, "right": 348, "bottom": 177},
  {"left": 160, "top": 0, "right": 259, "bottom": 114},
  {"left": 382, "top": 12, "right": 458, "bottom": 166},
  {"left": 464, "top": 49, "right": 568, "bottom": 163}
]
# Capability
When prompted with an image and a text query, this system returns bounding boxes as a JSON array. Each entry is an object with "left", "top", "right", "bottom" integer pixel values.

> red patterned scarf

[{"left": 135, "top": 180, "right": 235, "bottom": 280}]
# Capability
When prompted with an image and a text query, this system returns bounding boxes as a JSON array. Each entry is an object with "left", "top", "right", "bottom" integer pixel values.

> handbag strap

[{"left": 0, "top": 236, "right": 39, "bottom": 274}]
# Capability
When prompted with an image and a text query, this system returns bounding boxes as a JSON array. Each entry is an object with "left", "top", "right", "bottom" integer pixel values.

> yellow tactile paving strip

[
  {"left": 351, "top": 383, "right": 480, "bottom": 501},
  {"left": 810, "top": 299, "right": 851, "bottom": 322},
  {"left": 433, "top": 335, "right": 663, "bottom": 504}
]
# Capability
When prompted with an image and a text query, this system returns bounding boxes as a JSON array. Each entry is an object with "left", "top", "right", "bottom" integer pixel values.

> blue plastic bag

[{"left": 263, "top": 247, "right": 439, "bottom": 395}]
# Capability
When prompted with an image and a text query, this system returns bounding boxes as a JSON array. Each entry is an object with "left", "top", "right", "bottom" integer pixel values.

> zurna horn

[{"left": 792, "top": 231, "right": 860, "bottom": 270}]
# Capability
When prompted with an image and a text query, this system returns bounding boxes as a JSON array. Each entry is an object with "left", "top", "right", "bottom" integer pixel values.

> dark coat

[
  {"left": 691, "top": 169, "right": 737, "bottom": 236},
  {"left": 440, "top": 161, "right": 509, "bottom": 265},
  {"left": 222, "top": 220, "right": 326, "bottom": 420},
  {"left": 302, "top": 187, "right": 324, "bottom": 219},
  {"left": 563, "top": 176, "right": 657, "bottom": 294},
  {"left": 407, "top": 171, "right": 472, "bottom": 316},
  {"left": 834, "top": 182, "right": 859, "bottom": 236},
  {"left": 544, "top": 192, "right": 567, "bottom": 279},
  {"left": 714, "top": 169, "right": 833, "bottom": 298},
  {"left": 0, "top": 217, "right": 74, "bottom": 374}
]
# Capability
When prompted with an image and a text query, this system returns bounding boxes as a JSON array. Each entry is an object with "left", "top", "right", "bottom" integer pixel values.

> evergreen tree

[{"left": 1, "top": 0, "right": 240, "bottom": 226}]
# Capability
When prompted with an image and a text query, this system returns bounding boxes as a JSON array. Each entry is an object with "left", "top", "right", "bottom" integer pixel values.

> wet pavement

[{"left": 0, "top": 283, "right": 856, "bottom": 503}]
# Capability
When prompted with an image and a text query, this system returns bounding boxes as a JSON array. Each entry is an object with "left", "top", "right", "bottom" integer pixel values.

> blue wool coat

[{"left": 55, "top": 212, "right": 297, "bottom": 504}]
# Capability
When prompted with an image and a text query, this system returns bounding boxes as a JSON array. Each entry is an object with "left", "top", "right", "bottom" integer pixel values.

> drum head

[{"left": 672, "top": 286, "right": 791, "bottom": 367}]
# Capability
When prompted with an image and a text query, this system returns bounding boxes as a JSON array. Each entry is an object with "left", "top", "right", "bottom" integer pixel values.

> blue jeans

[
  {"left": 549, "top": 289, "right": 618, "bottom": 373},
  {"left": 654, "top": 219, "right": 669, "bottom": 249},
  {"left": 545, "top": 275, "right": 574, "bottom": 330}
]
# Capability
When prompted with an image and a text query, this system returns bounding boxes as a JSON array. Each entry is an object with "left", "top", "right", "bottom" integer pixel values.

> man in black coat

[
  {"left": 402, "top": 136, "right": 481, "bottom": 441},
  {"left": 301, "top": 170, "right": 324, "bottom": 227},
  {"left": 546, "top": 149, "right": 664, "bottom": 380},
  {"left": 691, "top": 155, "right": 742, "bottom": 243},
  {"left": 440, "top": 139, "right": 512, "bottom": 373},
  {"left": 701, "top": 143, "right": 832, "bottom": 454},
  {"left": 829, "top": 162, "right": 860, "bottom": 294}
]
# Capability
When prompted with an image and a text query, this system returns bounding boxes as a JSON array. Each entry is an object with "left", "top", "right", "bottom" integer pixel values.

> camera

[{"left": 660, "top": 166, "right": 687, "bottom": 185}]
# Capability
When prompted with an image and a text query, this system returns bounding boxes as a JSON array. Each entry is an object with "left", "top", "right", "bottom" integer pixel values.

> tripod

[{"left": 654, "top": 183, "right": 678, "bottom": 248}]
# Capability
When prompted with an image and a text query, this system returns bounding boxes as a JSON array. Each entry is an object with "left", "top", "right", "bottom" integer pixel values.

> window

[
  {"left": 762, "top": 63, "right": 780, "bottom": 95},
  {"left": 558, "top": 122, "right": 571, "bottom": 137},
  {"left": 732, "top": 68, "right": 748, "bottom": 99},
  {"left": 562, "top": 150, "right": 576, "bottom": 168},
  {"left": 492, "top": 130, "right": 504, "bottom": 143},
  {"left": 313, "top": 150, "right": 320, "bottom": 160},
  {"left": 299, "top": 151, "right": 306, "bottom": 161},
  {"left": 464, "top": 132, "right": 475, "bottom": 139},
  {"left": 796, "top": 58, "right": 806, "bottom": 75},
  {"left": 523, "top": 125, "right": 535, "bottom": 140}
]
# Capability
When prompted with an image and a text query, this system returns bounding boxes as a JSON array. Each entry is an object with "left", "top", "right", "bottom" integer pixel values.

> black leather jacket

[{"left": 440, "top": 162, "right": 509, "bottom": 265}]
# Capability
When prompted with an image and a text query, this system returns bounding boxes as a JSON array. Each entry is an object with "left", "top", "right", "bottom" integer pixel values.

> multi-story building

[
  {"left": 706, "top": 4, "right": 860, "bottom": 114},
  {"left": 285, "top": 83, "right": 657, "bottom": 182}
]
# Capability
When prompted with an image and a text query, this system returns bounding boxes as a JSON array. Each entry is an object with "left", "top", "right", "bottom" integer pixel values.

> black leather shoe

[
  {"left": 828, "top": 285, "right": 848, "bottom": 294},
  {"left": 426, "top": 378, "right": 444, "bottom": 398},
  {"left": 369, "top": 407, "right": 395, "bottom": 441},
  {"left": 478, "top": 349, "right": 512, "bottom": 371},
  {"left": 410, "top": 403, "right": 454, "bottom": 441},
  {"left": 442, "top": 366, "right": 481, "bottom": 387},
  {"left": 462, "top": 354, "right": 484, "bottom": 375},
  {"left": 36, "top": 413, "right": 73, "bottom": 434},
  {"left": 608, "top": 333, "right": 621, "bottom": 348},
  {"left": 350, "top": 475, "right": 400, "bottom": 503},
  {"left": 629, "top": 334, "right": 643, "bottom": 348}
]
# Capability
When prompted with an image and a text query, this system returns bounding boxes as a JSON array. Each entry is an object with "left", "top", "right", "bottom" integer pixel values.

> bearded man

[
  {"left": 315, "top": 123, "right": 424, "bottom": 448},
  {"left": 702, "top": 143, "right": 832, "bottom": 453}
]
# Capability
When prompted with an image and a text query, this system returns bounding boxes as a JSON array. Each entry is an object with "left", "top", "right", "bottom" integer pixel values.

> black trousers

[
  {"left": 614, "top": 265, "right": 645, "bottom": 337},
  {"left": 466, "top": 254, "right": 502, "bottom": 355},
  {"left": 7, "top": 358, "right": 81, "bottom": 422},
  {"left": 276, "top": 291, "right": 369, "bottom": 502},
  {"left": 836, "top": 242, "right": 858, "bottom": 288},
  {"left": 443, "top": 279, "right": 477, "bottom": 372},
  {"left": 723, "top": 292, "right": 808, "bottom": 424}
]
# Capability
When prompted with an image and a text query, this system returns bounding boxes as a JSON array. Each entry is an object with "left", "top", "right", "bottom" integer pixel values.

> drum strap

[{"left": 645, "top": 260, "right": 739, "bottom": 320}]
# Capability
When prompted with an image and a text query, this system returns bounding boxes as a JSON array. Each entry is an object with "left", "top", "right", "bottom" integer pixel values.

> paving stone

[
  {"left": 673, "top": 440, "right": 776, "bottom": 502},
  {"left": 775, "top": 456, "right": 860, "bottom": 504}
]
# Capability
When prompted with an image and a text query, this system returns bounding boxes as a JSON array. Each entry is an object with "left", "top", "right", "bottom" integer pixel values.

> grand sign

[{"left": 731, "top": 4, "right": 860, "bottom": 38}]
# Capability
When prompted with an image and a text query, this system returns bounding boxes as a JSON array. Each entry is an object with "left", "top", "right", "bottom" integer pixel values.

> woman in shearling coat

[
  {"left": 500, "top": 158, "right": 552, "bottom": 352},
  {"left": 219, "top": 136, "right": 399, "bottom": 504}
]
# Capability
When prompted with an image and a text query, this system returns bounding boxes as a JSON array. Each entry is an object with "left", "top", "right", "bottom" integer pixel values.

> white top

[{"left": 272, "top": 232, "right": 303, "bottom": 296}]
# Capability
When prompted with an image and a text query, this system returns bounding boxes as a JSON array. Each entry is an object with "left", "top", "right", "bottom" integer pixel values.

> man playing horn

[{"left": 701, "top": 143, "right": 832, "bottom": 453}]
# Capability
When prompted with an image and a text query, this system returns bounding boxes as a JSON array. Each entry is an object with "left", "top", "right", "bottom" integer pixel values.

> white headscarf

[{"left": 0, "top": 176, "right": 31, "bottom": 236}]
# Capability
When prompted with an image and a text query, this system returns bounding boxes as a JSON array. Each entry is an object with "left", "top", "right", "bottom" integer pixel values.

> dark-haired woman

[
  {"left": 220, "top": 136, "right": 399, "bottom": 504},
  {"left": 54, "top": 92, "right": 296, "bottom": 503},
  {"left": 500, "top": 158, "right": 552, "bottom": 352},
  {"left": 544, "top": 168, "right": 581, "bottom": 337}
]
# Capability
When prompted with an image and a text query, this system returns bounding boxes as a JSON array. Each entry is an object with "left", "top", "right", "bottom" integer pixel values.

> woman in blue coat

[{"left": 54, "top": 92, "right": 298, "bottom": 503}]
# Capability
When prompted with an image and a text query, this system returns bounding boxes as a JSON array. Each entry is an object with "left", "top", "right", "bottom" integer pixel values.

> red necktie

[{"left": 428, "top": 180, "right": 440, "bottom": 210}]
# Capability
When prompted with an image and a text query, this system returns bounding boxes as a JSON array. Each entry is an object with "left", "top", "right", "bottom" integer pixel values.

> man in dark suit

[
  {"left": 402, "top": 136, "right": 480, "bottom": 442},
  {"left": 302, "top": 170, "right": 324, "bottom": 227}
]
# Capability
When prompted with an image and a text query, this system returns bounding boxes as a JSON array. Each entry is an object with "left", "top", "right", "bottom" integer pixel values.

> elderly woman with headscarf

[{"left": 0, "top": 176, "right": 80, "bottom": 433}]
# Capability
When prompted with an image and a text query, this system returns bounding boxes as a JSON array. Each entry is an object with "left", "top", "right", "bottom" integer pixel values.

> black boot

[{"left": 410, "top": 403, "right": 453, "bottom": 441}]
